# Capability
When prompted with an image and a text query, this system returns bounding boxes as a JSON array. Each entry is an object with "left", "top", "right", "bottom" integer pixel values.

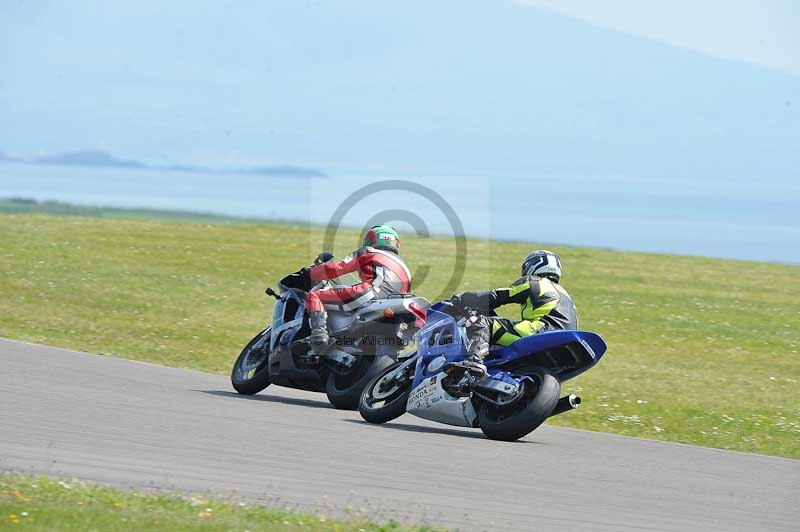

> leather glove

[
  {"left": 315, "top": 251, "right": 334, "bottom": 265},
  {"left": 450, "top": 292, "right": 466, "bottom": 310},
  {"left": 452, "top": 291, "right": 494, "bottom": 312}
]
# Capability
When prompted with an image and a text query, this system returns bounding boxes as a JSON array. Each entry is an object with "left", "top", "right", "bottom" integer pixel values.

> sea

[{"left": 1, "top": 162, "right": 798, "bottom": 265}]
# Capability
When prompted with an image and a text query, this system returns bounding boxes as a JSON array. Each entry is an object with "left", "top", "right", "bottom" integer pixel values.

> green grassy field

[
  {"left": 0, "top": 210, "right": 798, "bottom": 458},
  {"left": 0, "top": 474, "right": 436, "bottom": 532}
]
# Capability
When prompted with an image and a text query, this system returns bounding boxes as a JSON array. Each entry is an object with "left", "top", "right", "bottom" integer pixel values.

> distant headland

[{"left": 0, "top": 149, "right": 327, "bottom": 178}]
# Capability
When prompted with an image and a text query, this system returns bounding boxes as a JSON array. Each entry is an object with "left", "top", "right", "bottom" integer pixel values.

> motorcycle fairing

[
  {"left": 327, "top": 295, "right": 429, "bottom": 333},
  {"left": 270, "top": 288, "right": 307, "bottom": 352},
  {"left": 486, "top": 330, "right": 607, "bottom": 382},
  {"left": 406, "top": 374, "right": 478, "bottom": 427},
  {"left": 404, "top": 309, "right": 479, "bottom": 427},
  {"left": 267, "top": 283, "right": 429, "bottom": 390},
  {"left": 423, "top": 301, "right": 606, "bottom": 383},
  {"left": 271, "top": 290, "right": 426, "bottom": 350},
  {"left": 416, "top": 307, "right": 468, "bottom": 363}
]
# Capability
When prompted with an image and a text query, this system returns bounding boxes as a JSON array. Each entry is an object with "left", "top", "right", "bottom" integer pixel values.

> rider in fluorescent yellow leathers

[{"left": 450, "top": 250, "right": 578, "bottom": 377}]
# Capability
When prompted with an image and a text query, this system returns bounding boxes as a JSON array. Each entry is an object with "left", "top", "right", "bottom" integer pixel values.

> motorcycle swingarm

[{"left": 471, "top": 371, "right": 532, "bottom": 406}]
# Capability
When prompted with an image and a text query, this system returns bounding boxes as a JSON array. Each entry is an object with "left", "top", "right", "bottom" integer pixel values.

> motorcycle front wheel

[
  {"left": 358, "top": 359, "right": 414, "bottom": 424},
  {"left": 230, "top": 328, "right": 272, "bottom": 395},
  {"left": 478, "top": 370, "right": 560, "bottom": 441}
]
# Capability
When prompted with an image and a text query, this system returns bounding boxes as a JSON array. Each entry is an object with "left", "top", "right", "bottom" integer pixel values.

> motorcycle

[
  {"left": 231, "top": 253, "right": 430, "bottom": 410},
  {"left": 359, "top": 300, "right": 607, "bottom": 440}
]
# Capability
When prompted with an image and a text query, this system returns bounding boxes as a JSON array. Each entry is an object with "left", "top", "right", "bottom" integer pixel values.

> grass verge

[
  {"left": 0, "top": 474, "right": 438, "bottom": 531},
  {"left": 0, "top": 209, "right": 798, "bottom": 458}
]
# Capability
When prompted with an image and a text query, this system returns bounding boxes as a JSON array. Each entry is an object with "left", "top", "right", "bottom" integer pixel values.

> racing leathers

[
  {"left": 453, "top": 275, "right": 578, "bottom": 375},
  {"left": 305, "top": 246, "right": 412, "bottom": 355}
]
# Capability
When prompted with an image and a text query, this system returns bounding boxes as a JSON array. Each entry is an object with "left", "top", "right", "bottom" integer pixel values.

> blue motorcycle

[{"left": 359, "top": 300, "right": 607, "bottom": 441}]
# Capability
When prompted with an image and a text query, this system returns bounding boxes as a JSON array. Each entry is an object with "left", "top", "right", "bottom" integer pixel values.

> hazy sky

[
  {"left": 1, "top": 1, "right": 798, "bottom": 179},
  {"left": 521, "top": 0, "right": 800, "bottom": 76}
]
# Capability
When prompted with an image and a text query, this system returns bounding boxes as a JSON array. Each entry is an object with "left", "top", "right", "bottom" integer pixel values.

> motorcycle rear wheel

[
  {"left": 359, "top": 359, "right": 413, "bottom": 424},
  {"left": 478, "top": 370, "right": 559, "bottom": 441},
  {"left": 230, "top": 328, "right": 272, "bottom": 395},
  {"left": 325, "top": 354, "right": 394, "bottom": 410}
]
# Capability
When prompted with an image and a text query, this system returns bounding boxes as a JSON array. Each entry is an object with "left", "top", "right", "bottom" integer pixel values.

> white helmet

[{"left": 521, "top": 250, "right": 562, "bottom": 283}]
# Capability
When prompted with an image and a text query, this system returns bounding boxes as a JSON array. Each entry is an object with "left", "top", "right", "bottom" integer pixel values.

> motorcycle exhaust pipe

[{"left": 550, "top": 394, "right": 581, "bottom": 417}]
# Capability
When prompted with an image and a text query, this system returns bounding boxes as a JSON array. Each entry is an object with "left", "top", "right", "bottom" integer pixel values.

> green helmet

[{"left": 363, "top": 224, "right": 400, "bottom": 253}]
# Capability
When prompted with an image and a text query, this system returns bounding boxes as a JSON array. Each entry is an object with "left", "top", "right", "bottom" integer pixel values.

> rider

[
  {"left": 305, "top": 224, "right": 412, "bottom": 356},
  {"left": 449, "top": 250, "right": 578, "bottom": 377}
]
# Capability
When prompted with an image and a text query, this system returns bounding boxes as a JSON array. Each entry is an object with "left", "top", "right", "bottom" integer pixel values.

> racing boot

[
  {"left": 308, "top": 310, "right": 330, "bottom": 357},
  {"left": 447, "top": 315, "right": 489, "bottom": 378}
]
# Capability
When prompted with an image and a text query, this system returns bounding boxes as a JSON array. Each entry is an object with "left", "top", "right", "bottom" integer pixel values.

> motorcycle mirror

[{"left": 265, "top": 287, "right": 280, "bottom": 299}]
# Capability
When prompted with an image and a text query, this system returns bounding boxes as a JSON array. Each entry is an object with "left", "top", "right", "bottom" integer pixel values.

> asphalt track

[{"left": 1, "top": 338, "right": 797, "bottom": 532}]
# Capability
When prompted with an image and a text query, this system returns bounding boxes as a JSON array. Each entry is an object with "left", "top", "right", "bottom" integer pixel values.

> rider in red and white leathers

[{"left": 305, "top": 224, "right": 411, "bottom": 355}]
